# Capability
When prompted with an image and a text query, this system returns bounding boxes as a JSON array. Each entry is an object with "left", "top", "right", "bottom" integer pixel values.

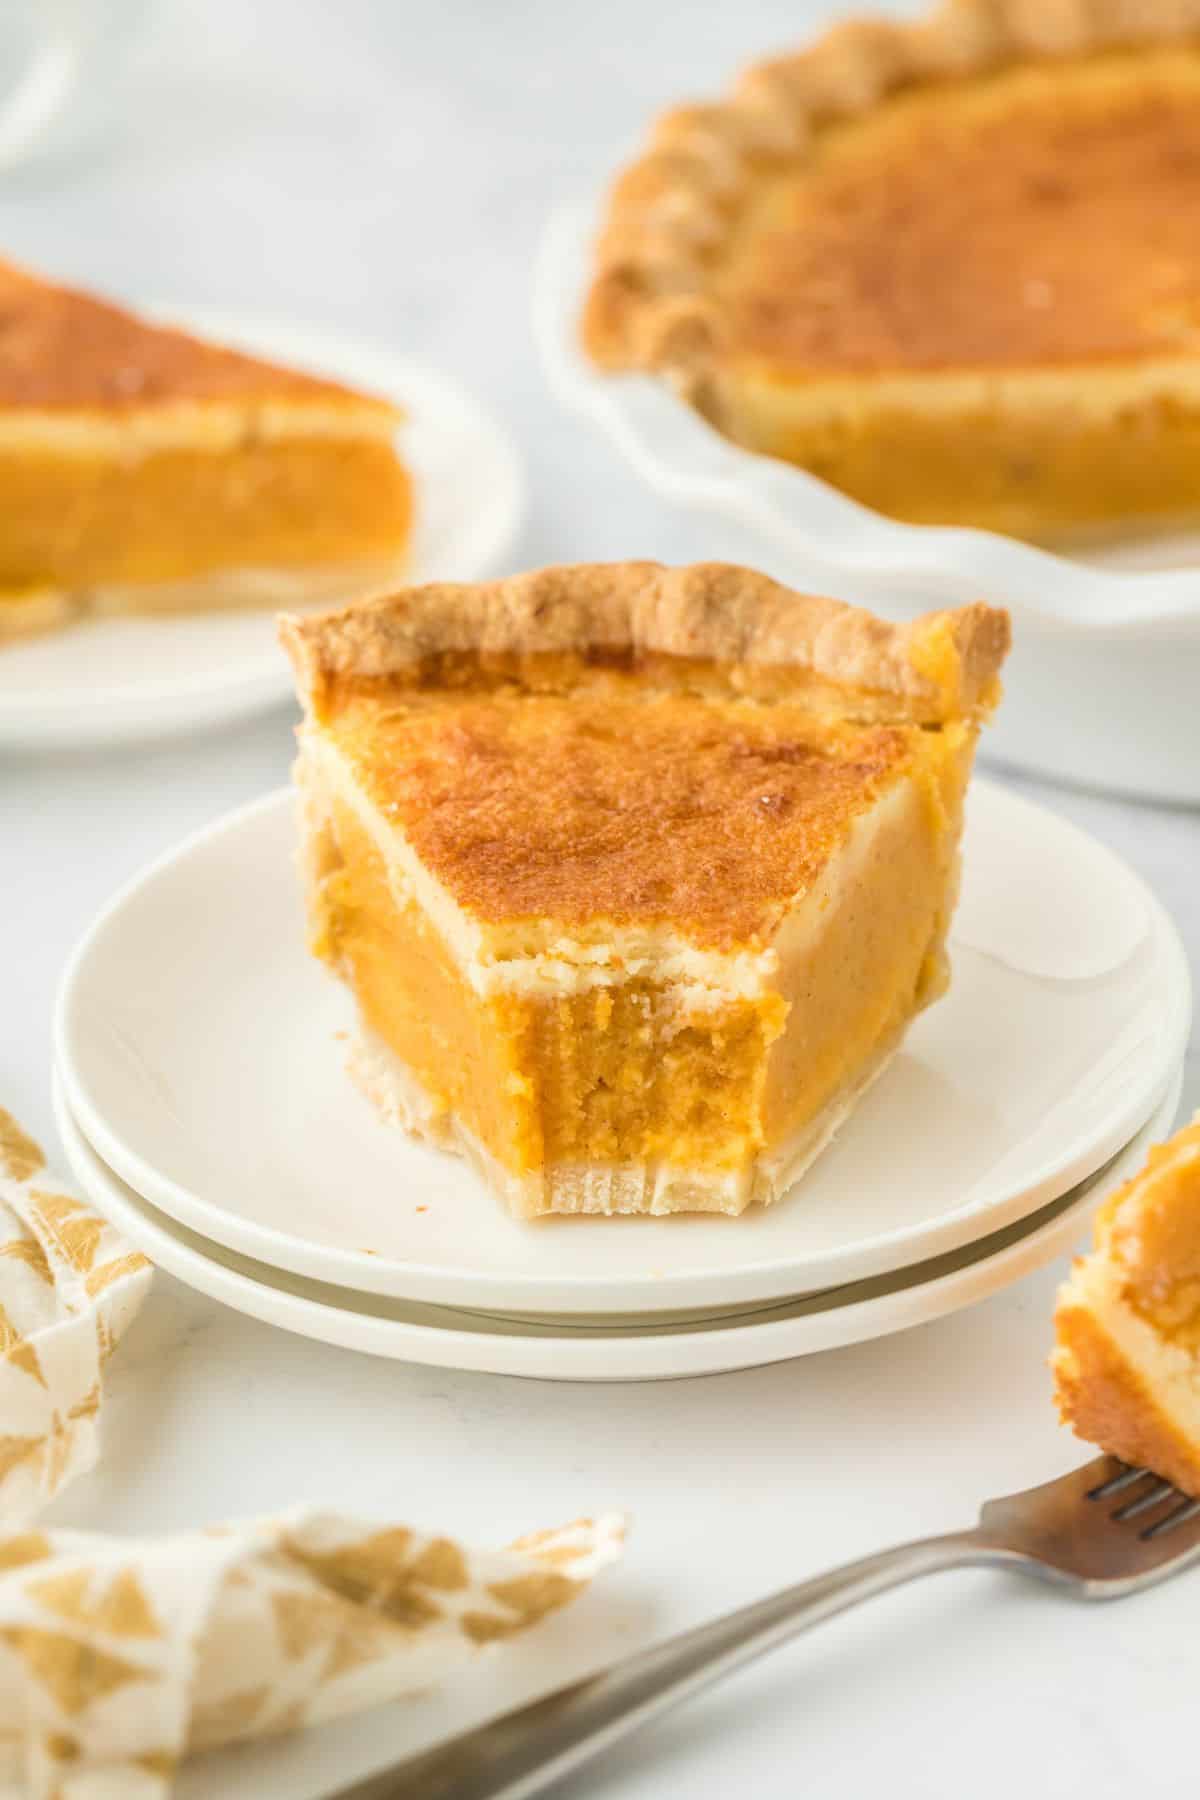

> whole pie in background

[
  {"left": 0, "top": 257, "right": 412, "bottom": 641},
  {"left": 281, "top": 562, "right": 1009, "bottom": 1221},
  {"left": 583, "top": 0, "right": 1200, "bottom": 543}
]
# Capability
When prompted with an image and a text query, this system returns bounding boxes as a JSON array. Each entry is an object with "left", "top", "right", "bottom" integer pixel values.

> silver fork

[{"left": 333, "top": 1457, "right": 1200, "bottom": 1800}]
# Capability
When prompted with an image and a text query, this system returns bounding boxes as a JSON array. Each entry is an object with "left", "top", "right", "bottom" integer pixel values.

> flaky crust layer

[
  {"left": 582, "top": 0, "right": 1200, "bottom": 382},
  {"left": 279, "top": 560, "right": 1010, "bottom": 725}
]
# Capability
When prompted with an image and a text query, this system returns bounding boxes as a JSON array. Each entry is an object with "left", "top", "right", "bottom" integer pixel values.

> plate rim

[
  {"left": 52, "top": 1069, "right": 1182, "bottom": 1380},
  {"left": 53, "top": 777, "right": 1193, "bottom": 1314}
]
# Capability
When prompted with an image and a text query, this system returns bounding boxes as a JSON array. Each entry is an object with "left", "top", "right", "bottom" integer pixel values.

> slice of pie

[
  {"left": 583, "top": 0, "right": 1200, "bottom": 541},
  {"left": 280, "top": 562, "right": 1009, "bottom": 1220},
  {"left": 1054, "top": 1117, "right": 1200, "bottom": 1496},
  {"left": 0, "top": 257, "right": 412, "bottom": 640}
]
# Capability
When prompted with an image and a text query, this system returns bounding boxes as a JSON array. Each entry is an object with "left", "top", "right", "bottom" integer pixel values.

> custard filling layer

[
  {"left": 309, "top": 787, "right": 781, "bottom": 1176},
  {"left": 0, "top": 434, "right": 412, "bottom": 590},
  {"left": 718, "top": 371, "right": 1200, "bottom": 536}
]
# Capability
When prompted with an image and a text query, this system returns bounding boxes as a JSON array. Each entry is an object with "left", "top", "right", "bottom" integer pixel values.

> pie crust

[{"left": 282, "top": 559, "right": 1008, "bottom": 724}]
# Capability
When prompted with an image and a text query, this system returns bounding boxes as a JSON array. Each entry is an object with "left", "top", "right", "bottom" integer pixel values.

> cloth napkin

[{"left": 0, "top": 1109, "right": 625, "bottom": 1797}]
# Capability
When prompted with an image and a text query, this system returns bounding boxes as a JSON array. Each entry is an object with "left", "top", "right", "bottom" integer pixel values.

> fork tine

[
  {"left": 1111, "top": 1477, "right": 1176, "bottom": 1522},
  {"left": 979, "top": 1458, "right": 1200, "bottom": 1592},
  {"left": 1086, "top": 1463, "right": 1146, "bottom": 1500},
  {"left": 1141, "top": 1496, "right": 1200, "bottom": 1540}
]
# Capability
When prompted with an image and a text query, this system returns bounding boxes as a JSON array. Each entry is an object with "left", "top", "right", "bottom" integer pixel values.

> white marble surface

[{"left": 2, "top": 1, "right": 1199, "bottom": 1794}]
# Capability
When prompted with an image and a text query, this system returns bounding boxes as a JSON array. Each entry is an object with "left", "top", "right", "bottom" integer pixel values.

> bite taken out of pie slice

[
  {"left": 1054, "top": 1117, "right": 1200, "bottom": 1496},
  {"left": 583, "top": 0, "right": 1200, "bottom": 542},
  {"left": 280, "top": 562, "right": 1009, "bottom": 1221},
  {"left": 0, "top": 256, "right": 412, "bottom": 641}
]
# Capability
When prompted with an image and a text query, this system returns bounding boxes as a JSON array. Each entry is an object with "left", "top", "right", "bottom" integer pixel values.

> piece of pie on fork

[
  {"left": 280, "top": 562, "right": 1009, "bottom": 1220},
  {"left": 1055, "top": 1115, "right": 1200, "bottom": 1498}
]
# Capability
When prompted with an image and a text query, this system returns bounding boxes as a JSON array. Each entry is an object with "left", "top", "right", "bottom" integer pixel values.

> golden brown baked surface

[
  {"left": 584, "top": 3, "right": 1200, "bottom": 382},
  {"left": 324, "top": 691, "right": 914, "bottom": 950},
  {"left": 726, "top": 51, "right": 1200, "bottom": 376},
  {"left": 0, "top": 257, "right": 395, "bottom": 414}
]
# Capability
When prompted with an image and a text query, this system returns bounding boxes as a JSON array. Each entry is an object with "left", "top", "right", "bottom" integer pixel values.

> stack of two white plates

[{"left": 53, "top": 780, "right": 1190, "bottom": 1382}]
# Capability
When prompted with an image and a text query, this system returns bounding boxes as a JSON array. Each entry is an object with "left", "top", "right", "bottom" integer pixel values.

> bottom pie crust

[{"left": 347, "top": 1018, "right": 907, "bottom": 1221}]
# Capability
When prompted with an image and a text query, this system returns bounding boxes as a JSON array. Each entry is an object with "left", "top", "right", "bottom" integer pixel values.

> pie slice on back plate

[
  {"left": 1055, "top": 1116, "right": 1200, "bottom": 1496},
  {"left": 583, "top": 0, "right": 1200, "bottom": 541},
  {"left": 281, "top": 563, "right": 1008, "bottom": 1221},
  {"left": 0, "top": 257, "right": 412, "bottom": 640}
]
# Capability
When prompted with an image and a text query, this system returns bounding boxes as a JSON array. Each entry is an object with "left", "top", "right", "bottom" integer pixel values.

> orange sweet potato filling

[
  {"left": 0, "top": 437, "right": 411, "bottom": 589},
  {"left": 310, "top": 795, "right": 781, "bottom": 1176}
]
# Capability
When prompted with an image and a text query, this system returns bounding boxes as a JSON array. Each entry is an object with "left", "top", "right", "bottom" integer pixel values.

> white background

[{"left": 2, "top": 2, "right": 1198, "bottom": 1795}]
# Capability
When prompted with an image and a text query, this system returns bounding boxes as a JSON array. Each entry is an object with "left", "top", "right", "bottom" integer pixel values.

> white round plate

[
  {"left": 0, "top": 311, "right": 524, "bottom": 751},
  {"left": 536, "top": 206, "right": 1200, "bottom": 802},
  {"left": 55, "top": 779, "right": 1191, "bottom": 1317},
  {"left": 54, "top": 1070, "right": 1181, "bottom": 1380}
]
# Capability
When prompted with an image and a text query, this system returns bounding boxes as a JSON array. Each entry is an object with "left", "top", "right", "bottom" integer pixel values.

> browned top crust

[
  {"left": 0, "top": 257, "right": 397, "bottom": 414},
  {"left": 582, "top": 0, "right": 1200, "bottom": 383},
  {"left": 280, "top": 561, "right": 1010, "bottom": 726},
  {"left": 727, "top": 56, "right": 1200, "bottom": 375},
  {"left": 326, "top": 689, "right": 918, "bottom": 948}
]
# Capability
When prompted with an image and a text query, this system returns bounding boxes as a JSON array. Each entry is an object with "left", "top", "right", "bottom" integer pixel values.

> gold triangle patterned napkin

[
  {"left": 0, "top": 1109, "right": 152, "bottom": 1527},
  {"left": 0, "top": 1109, "right": 626, "bottom": 1797}
]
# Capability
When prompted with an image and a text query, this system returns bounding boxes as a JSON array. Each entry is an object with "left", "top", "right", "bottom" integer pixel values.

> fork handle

[{"left": 332, "top": 1529, "right": 1002, "bottom": 1800}]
